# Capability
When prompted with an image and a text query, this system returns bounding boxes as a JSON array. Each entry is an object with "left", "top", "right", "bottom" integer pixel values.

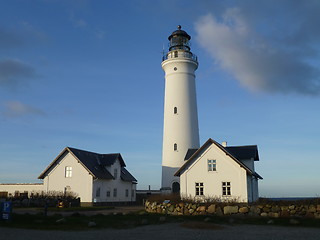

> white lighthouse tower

[{"left": 161, "top": 26, "right": 200, "bottom": 193}]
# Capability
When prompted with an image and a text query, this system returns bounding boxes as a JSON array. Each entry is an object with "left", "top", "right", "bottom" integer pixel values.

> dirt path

[{"left": 1, "top": 223, "right": 320, "bottom": 240}]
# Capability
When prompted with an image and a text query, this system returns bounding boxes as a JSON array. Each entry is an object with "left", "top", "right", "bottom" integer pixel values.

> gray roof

[
  {"left": 175, "top": 138, "right": 262, "bottom": 179},
  {"left": 225, "top": 146, "right": 259, "bottom": 161},
  {"left": 38, "top": 147, "right": 137, "bottom": 183},
  {"left": 184, "top": 148, "right": 198, "bottom": 160}
]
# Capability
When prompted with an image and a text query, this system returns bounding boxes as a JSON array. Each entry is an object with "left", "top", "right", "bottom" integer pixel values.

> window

[
  {"left": 125, "top": 189, "right": 129, "bottom": 197},
  {"left": 174, "top": 143, "right": 178, "bottom": 151},
  {"left": 65, "top": 166, "right": 72, "bottom": 178},
  {"left": 222, "top": 182, "right": 231, "bottom": 196},
  {"left": 174, "top": 51, "right": 178, "bottom": 58},
  {"left": 208, "top": 159, "right": 216, "bottom": 171},
  {"left": 114, "top": 168, "right": 118, "bottom": 179},
  {"left": 106, "top": 191, "right": 110, "bottom": 197},
  {"left": 113, "top": 188, "right": 117, "bottom": 197},
  {"left": 174, "top": 107, "right": 177, "bottom": 114},
  {"left": 96, "top": 187, "right": 100, "bottom": 197},
  {"left": 195, "top": 182, "right": 204, "bottom": 196}
]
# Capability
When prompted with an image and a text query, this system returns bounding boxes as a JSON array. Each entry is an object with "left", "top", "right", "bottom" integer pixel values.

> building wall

[
  {"left": 92, "top": 160, "right": 136, "bottom": 202},
  {"left": 161, "top": 56, "right": 200, "bottom": 190},
  {"left": 0, "top": 183, "right": 43, "bottom": 197},
  {"left": 180, "top": 143, "right": 249, "bottom": 202},
  {"left": 43, "top": 151, "right": 93, "bottom": 203}
]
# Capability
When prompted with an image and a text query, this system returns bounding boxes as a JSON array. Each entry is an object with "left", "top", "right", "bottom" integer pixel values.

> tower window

[
  {"left": 174, "top": 143, "right": 178, "bottom": 151},
  {"left": 174, "top": 51, "right": 178, "bottom": 58},
  {"left": 174, "top": 107, "right": 177, "bottom": 114}
]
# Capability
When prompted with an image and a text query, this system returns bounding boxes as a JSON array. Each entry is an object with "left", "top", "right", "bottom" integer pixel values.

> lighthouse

[{"left": 161, "top": 26, "right": 200, "bottom": 193}]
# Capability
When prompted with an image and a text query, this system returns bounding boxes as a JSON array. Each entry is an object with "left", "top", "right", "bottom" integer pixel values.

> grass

[{"left": 1, "top": 211, "right": 320, "bottom": 231}]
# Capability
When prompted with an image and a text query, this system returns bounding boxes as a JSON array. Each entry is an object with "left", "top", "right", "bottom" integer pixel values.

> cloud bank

[{"left": 195, "top": 2, "right": 320, "bottom": 95}]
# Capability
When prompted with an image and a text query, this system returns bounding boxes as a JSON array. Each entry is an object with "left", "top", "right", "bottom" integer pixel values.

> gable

[
  {"left": 38, "top": 147, "right": 137, "bottom": 182},
  {"left": 175, "top": 138, "right": 261, "bottom": 178}
]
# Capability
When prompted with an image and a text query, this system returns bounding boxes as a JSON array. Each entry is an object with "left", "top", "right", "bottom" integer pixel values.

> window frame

[
  {"left": 222, "top": 182, "right": 231, "bottom": 196},
  {"left": 65, "top": 166, "right": 72, "bottom": 178},
  {"left": 208, "top": 159, "right": 217, "bottom": 172},
  {"left": 195, "top": 182, "right": 204, "bottom": 196}
]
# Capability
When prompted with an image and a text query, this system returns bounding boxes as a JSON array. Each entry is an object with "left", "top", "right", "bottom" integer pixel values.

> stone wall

[{"left": 145, "top": 200, "right": 320, "bottom": 218}]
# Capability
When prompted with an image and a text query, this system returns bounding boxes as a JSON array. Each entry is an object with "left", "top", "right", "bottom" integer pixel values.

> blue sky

[{"left": 1, "top": 0, "right": 320, "bottom": 197}]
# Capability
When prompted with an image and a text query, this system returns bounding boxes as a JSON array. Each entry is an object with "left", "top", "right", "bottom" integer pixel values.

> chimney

[{"left": 222, "top": 141, "right": 227, "bottom": 147}]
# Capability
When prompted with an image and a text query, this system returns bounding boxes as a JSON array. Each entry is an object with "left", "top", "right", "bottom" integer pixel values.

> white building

[
  {"left": 1, "top": 147, "right": 137, "bottom": 205},
  {"left": 175, "top": 139, "right": 262, "bottom": 202},
  {"left": 161, "top": 27, "right": 262, "bottom": 202}
]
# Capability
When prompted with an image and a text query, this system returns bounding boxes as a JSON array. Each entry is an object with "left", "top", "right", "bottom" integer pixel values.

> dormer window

[{"left": 114, "top": 168, "right": 118, "bottom": 179}]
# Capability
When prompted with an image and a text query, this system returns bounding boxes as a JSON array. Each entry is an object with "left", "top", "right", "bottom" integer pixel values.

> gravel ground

[{"left": 1, "top": 223, "right": 320, "bottom": 240}]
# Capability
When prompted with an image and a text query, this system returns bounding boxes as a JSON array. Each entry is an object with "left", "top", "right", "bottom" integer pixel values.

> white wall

[
  {"left": 161, "top": 52, "right": 200, "bottom": 190},
  {"left": 43, "top": 151, "right": 93, "bottom": 203},
  {"left": 92, "top": 159, "right": 136, "bottom": 202},
  {"left": 180, "top": 143, "right": 249, "bottom": 202},
  {"left": 0, "top": 183, "right": 43, "bottom": 197}
]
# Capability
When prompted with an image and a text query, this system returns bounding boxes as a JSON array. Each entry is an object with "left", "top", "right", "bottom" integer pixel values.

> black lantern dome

[{"left": 168, "top": 25, "right": 191, "bottom": 51}]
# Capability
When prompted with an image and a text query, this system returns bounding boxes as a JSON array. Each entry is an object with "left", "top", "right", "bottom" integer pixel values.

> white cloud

[
  {"left": 3, "top": 101, "right": 45, "bottom": 118},
  {"left": 195, "top": 4, "right": 320, "bottom": 95}
]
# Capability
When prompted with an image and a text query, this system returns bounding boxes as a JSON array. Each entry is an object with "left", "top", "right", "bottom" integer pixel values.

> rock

[
  {"left": 260, "top": 212, "right": 268, "bottom": 217},
  {"left": 215, "top": 207, "right": 223, "bottom": 216},
  {"left": 56, "top": 218, "right": 66, "bottom": 224},
  {"left": 289, "top": 205, "right": 295, "bottom": 210},
  {"left": 249, "top": 206, "right": 261, "bottom": 214},
  {"left": 168, "top": 205, "right": 175, "bottom": 212},
  {"left": 207, "top": 204, "right": 216, "bottom": 214},
  {"left": 271, "top": 206, "right": 280, "bottom": 212},
  {"left": 308, "top": 205, "right": 316, "bottom": 213},
  {"left": 239, "top": 207, "right": 249, "bottom": 213},
  {"left": 281, "top": 206, "right": 288, "bottom": 211},
  {"left": 189, "top": 209, "right": 195, "bottom": 214},
  {"left": 178, "top": 202, "right": 184, "bottom": 208},
  {"left": 289, "top": 219, "right": 299, "bottom": 225},
  {"left": 197, "top": 206, "right": 206, "bottom": 212},
  {"left": 262, "top": 207, "right": 271, "bottom": 213},
  {"left": 280, "top": 210, "right": 290, "bottom": 218},
  {"left": 268, "top": 212, "right": 279, "bottom": 218},
  {"left": 88, "top": 221, "right": 97, "bottom": 227},
  {"left": 223, "top": 206, "right": 239, "bottom": 215},
  {"left": 290, "top": 210, "right": 296, "bottom": 215},
  {"left": 191, "top": 204, "right": 197, "bottom": 210}
]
